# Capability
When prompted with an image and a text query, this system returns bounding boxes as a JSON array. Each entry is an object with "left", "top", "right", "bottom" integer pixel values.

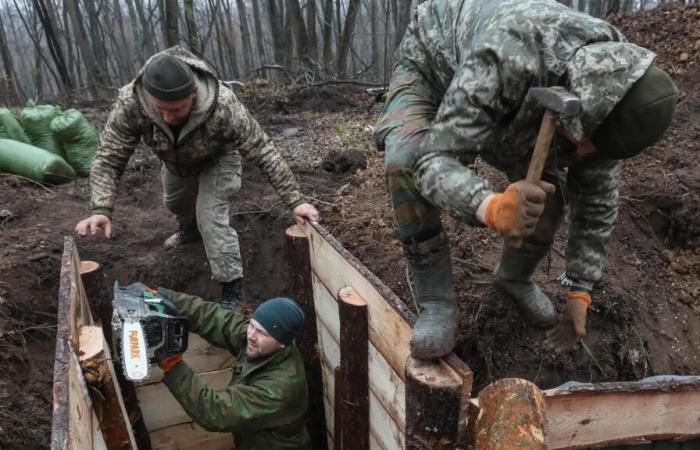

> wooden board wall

[{"left": 301, "top": 224, "right": 473, "bottom": 450}]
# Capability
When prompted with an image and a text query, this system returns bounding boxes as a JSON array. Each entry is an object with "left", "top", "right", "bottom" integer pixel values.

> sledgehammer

[{"left": 507, "top": 86, "right": 581, "bottom": 248}]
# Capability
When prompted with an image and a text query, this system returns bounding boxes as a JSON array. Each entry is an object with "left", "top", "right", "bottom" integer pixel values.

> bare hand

[
  {"left": 74, "top": 214, "right": 112, "bottom": 238},
  {"left": 292, "top": 203, "right": 320, "bottom": 225},
  {"left": 543, "top": 292, "right": 590, "bottom": 353}
]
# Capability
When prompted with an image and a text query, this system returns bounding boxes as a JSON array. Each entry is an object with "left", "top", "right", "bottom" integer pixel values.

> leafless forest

[{"left": 0, "top": 0, "right": 696, "bottom": 105}]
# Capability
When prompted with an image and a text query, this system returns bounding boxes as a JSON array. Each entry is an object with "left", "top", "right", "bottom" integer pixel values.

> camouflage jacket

[
  {"left": 159, "top": 288, "right": 311, "bottom": 450},
  {"left": 400, "top": 0, "right": 656, "bottom": 288},
  {"left": 89, "top": 47, "right": 303, "bottom": 217}
]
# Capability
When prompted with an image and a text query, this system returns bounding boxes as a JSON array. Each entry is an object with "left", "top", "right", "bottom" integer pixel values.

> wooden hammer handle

[{"left": 506, "top": 109, "right": 558, "bottom": 248}]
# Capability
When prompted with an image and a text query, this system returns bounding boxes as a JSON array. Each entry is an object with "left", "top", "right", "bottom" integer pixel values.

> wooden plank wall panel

[
  {"left": 315, "top": 287, "right": 404, "bottom": 450},
  {"left": 306, "top": 228, "right": 413, "bottom": 380},
  {"left": 68, "top": 350, "right": 95, "bottom": 449},
  {"left": 144, "top": 334, "right": 234, "bottom": 384},
  {"left": 148, "top": 422, "right": 233, "bottom": 450},
  {"left": 137, "top": 368, "right": 233, "bottom": 431},
  {"left": 314, "top": 277, "right": 406, "bottom": 429},
  {"left": 547, "top": 389, "right": 700, "bottom": 449}
]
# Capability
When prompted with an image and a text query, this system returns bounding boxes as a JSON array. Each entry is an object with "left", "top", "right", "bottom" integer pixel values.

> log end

[
  {"left": 406, "top": 356, "right": 461, "bottom": 389},
  {"left": 338, "top": 286, "right": 367, "bottom": 306},
  {"left": 285, "top": 224, "right": 307, "bottom": 238},
  {"left": 79, "top": 260, "right": 100, "bottom": 275}
]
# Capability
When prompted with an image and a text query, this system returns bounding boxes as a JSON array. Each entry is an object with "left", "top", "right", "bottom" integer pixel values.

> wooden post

[
  {"left": 78, "top": 325, "right": 137, "bottom": 449},
  {"left": 474, "top": 378, "right": 546, "bottom": 450},
  {"left": 285, "top": 225, "right": 328, "bottom": 450},
  {"left": 405, "top": 357, "right": 464, "bottom": 450},
  {"left": 79, "top": 261, "right": 111, "bottom": 341},
  {"left": 333, "top": 366, "right": 343, "bottom": 450},
  {"left": 338, "top": 287, "right": 369, "bottom": 450}
]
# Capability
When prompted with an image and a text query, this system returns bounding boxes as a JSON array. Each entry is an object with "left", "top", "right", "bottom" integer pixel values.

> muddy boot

[
  {"left": 405, "top": 233, "right": 457, "bottom": 360},
  {"left": 494, "top": 245, "right": 556, "bottom": 327},
  {"left": 220, "top": 278, "right": 244, "bottom": 311},
  {"left": 164, "top": 223, "right": 202, "bottom": 248}
]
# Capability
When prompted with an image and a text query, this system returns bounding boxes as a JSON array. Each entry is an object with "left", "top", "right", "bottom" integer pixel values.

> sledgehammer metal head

[{"left": 528, "top": 86, "right": 581, "bottom": 117}]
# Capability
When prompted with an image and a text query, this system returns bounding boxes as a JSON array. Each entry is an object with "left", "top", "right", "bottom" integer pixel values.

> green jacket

[{"left": 159, "top": 288, "right": 311, "bottom": 450}]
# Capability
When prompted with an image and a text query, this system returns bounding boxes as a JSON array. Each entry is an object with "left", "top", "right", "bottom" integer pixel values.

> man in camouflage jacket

[
  {"left": 375, "top": 0, "right": 677, "bottom": 356},
  {"left": 155, "top": 290, "right": 311, "bottom": 450},
  {"left": 75, "top": 47, "right": 319, "bottom": 307}
]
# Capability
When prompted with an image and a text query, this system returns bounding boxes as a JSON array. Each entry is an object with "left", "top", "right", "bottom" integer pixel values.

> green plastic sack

[
  {"left": 20, "top": 103, "right": 63, "bottom": 156},
  {"left": 0, "top": 108, "right": 30, "bottom": 144},
  {"left": 0, "top": 138, "right": 75, "bottom": 184},
  {"left": 51, "top": 109, "right": 98, "bottom": 177}
]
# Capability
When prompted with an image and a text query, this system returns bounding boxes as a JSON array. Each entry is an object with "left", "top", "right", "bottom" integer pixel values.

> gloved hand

[
  {"left": 482, "top": 180, "right": 555, "bottom": 238},
  {"left": 157, "top": 354, "right": 184, "bottom": 373},
  {"left": 543, "top": 291, "right": 591, "bottom": 353},
  {"left": 156, "top": 287, "right": 181, "bottom": 316}
]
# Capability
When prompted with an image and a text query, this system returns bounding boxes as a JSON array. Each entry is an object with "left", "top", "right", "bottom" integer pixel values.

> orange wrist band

[
  {"left": 567, "top": 291, "right": 592, "bottom": 306},
  {"left": 159, "top": 354, "right": 183, "bottom": 373}
]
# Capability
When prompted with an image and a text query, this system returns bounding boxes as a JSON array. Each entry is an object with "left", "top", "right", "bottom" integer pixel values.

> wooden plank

[
  {"left": 91, "top": 408, "right": 108, "bottom": 450},
  {"left": 78, "top": 325, "right": 137, "bottom": 449},
  {"left": 304, "top": 225, "right": 413, "bottom": 379},
  {"left": 317, "top": 323, "right": 403, "bottom": 450},
  {"left": 149, "top": 422, "right": 234, "bottom": 450},
  {"left": 68, "top": 350, "right": 94, "bottom": 450},
  {"left": 545, "top": 379, "right": 700, "bottom": 449},
  {"left": 143, "top": 333, "right": 234, "bottom": 384},
  {"left": 314, "top": 276, "right": 406, "bottom": 430},
  {"left": 136, "top": 368, "right": 233, "bottom": 431}
]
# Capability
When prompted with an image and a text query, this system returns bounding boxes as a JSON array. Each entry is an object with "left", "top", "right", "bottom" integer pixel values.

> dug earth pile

[{"left": 1, "top": 3, "right": 699, "bottom": 448}]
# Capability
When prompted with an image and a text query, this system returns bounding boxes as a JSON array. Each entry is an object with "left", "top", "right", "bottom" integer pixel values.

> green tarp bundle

[
  {"left": 0, "top": 108, "right": 31, "bottom": 144},
  {"left": 51, "top": 109, "right": 98, "bottom": 177},
  {"left": 0, "top": 138, "right": 75, "bottom": 184},
  {"left": 20, "top": 103, "right": 63, "bottom": 156}
]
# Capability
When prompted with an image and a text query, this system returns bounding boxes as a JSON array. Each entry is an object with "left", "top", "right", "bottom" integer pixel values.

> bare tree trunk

[
  {"left": 306, "top": 0, "right": 318, "bottom": 61},
  {"left": 164, "top": 0, "right": 179, "bottom": 46},
  {"left": 183, "top": 0, "right": 201, "bottom": 54},
  {"left": 589, "top": 0, "right": 603, "bottom": 17},
  {"left": 35, "top": 35, "right": 44, "bottom": 98},
  {"left": 336, "top": 0, "right": 360, "bottom": 78},
  {"left": 394, "top": 0, "right": 411, "bottom": 51},
  {"left": 133, "top": 0, "right": 156, "bottom": 57},
  {"left": 370, "top": 0, "right": 378, "bottom": 80},
  {"left": 579, "top": 0, "right": 588, "bottom": 12},
  {"left": 558, "top": 0, "right": 573, "bottom": 6},
  {"left": 0, "top": 11, "right": 23, "bottom": 103},
  {"left": 286, "top": 0, "right": 309, "bottom": 65},
  {"left": 267, "top": 0, "right": 284, "bottom": 65},
  {"left": 65, "top": 0, "right": 107, "bottom": 98},
  {"left": 32, "top": 0, "right": 73, "bottom": 89},
  {"left": 251, "top": 0, "right": 267, "bottom": 76},
  {"left": 235, "top": 0, "right": 254, "bottom": 73},
  {"left": 124, "top": 0, "right": 145, "bottom": 63},
  {"left": 322, "top": 0, "right": 333, "bottom": 73},
  {"left": 83, "top": 0, "right": 110, "bottom": 81},
  {"left": 112, "top": 0, "right": 132, "bottom": 77}
]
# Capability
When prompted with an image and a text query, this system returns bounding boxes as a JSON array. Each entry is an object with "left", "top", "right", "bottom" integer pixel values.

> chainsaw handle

[{"left": 507, "top": 110, "right": 558, "bottom": 249}]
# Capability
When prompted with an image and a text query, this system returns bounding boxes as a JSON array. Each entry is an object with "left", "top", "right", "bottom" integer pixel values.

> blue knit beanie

[{"left": 252, "top": 298, "right": 304, "bottom": 345}]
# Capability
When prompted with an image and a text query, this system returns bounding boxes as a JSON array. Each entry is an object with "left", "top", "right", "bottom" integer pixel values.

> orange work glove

[
  {"left": 158, "top": 354, "right": 184, "bottom": 373},
  {"left": 483, "top": 180, "right": 554, "bottom": 238},
  {"left": 543, "top": 291, "right": 591, "bottom": 353}
]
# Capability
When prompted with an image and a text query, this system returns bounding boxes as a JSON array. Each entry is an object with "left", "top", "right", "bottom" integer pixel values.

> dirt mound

[{"left": 239, "top": 84, "right": 368, "bottom": 116}]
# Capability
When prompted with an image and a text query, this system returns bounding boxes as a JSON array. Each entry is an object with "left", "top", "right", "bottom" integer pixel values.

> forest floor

[{"left": 1, "top": 3, "right": 700, "bottom": 448}]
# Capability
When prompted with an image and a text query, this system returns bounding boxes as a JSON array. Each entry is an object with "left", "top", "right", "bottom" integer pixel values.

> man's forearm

[
  {"left": 250, "top": 141, "right": 304, "bottom": 208},
  {"left": 413, "top": 152, "right": 493, "bottom": 226}
]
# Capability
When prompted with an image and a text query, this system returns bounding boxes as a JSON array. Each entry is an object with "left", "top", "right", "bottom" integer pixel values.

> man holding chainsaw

[
  {"left": 74, "top": 46, "right": 319, "bottom": 308},
  {"left": 375, "top": 0, "right": 677, "bottom": 357},
  {"left": 155, "top": 288, "right": 310, "bottom": 449}
]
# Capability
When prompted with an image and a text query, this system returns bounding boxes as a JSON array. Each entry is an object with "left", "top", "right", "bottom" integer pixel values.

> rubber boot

[
  {"left": 164, "top": 223, "right": 202, "bottom": 248},
  {"left": 220, "top": 278, "right": 244, "bottom": 311},
  {"left": 405, "top": 232, "right": 457, "bottom": 360},
  {"left": 494, "top": 244, "right": 557, "bottom": 327}
]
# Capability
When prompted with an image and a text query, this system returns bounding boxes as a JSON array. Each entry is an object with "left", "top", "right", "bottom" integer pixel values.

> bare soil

[{"left": 1, "top": 4, "right": 699, "bottom": 448}]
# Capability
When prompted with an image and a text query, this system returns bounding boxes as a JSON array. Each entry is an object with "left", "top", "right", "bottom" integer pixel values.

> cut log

[
  {"left": 78, "top": 325, "right": 137, "bottom": 450},
  {"left": 405, "top": 357, "right": 464, "bottom": 450},
  {"left": 338, "top": 287, "right": 369, "bottom": 450},
  {"left": 333, "top": 365, "right": 343, "bottom": 450},
  {"left": 474, "top": 378, "right": 546, "bottom": 450},
  {"left": 79, "top": 261, "right": 111, "bottom": 342},
  {"left": 285, "top": 225, "right": 328, "bottom": 450}
]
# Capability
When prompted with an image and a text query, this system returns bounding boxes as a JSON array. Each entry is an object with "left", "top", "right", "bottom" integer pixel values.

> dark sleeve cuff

[{"left": 90, "top": 207, "right": 113, "bottom": 218}]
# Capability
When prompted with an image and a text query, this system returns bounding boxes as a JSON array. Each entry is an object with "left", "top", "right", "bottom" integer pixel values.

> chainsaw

[{"left": 111, "top": 282, "right": 189, "bottom": 382}]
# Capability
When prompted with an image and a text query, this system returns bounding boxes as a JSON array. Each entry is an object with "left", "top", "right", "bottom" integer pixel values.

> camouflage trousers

[
  {"left": 374, "top": 65, "right": 444, "bottom": 244},
  {"left": 161, "top": 150, "right": 243, "bottom": 282},
  {"left": 375, "top": 65, "right": 569, "bottom": 264}
]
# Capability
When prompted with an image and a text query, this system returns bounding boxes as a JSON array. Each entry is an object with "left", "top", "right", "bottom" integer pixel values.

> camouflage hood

[
  {"left": 564, "top": 42, "right": 656, "bottom": 140},
  {"left": 133, "top": 46, "right": 219, "bottom": 142}
]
